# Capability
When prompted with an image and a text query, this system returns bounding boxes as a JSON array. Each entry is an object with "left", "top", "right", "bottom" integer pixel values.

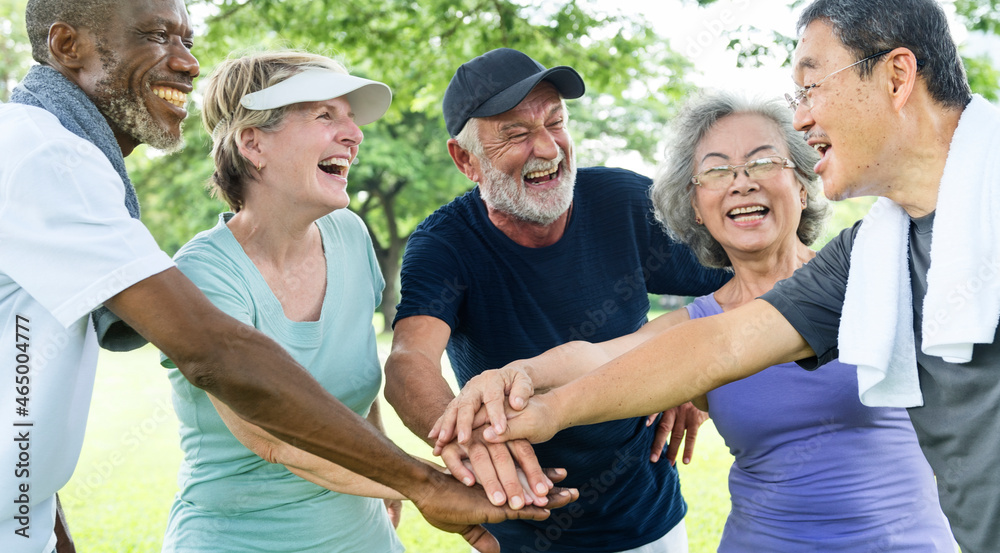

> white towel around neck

[{"left": 838, "top": 94, "right": 1000, "bottom": 408}]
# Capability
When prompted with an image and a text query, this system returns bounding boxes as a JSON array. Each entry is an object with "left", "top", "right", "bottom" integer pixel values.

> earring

[
  {"left": 256, "top": 160, "right": 262, "bottom": 172},
  {"left": 801, "top": 198, "right": 807, "bottom": 209},
  {"left": 695, "top": 216, "right": 703, "bottom": 225}
]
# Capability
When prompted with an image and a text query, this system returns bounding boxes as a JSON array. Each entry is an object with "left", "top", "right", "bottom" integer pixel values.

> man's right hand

[
  {"left": 412, "top": 469, "right": 578, "bottom": 553},
  {"left": 431, "top": 365, "right": 536, "bottom": 451}
]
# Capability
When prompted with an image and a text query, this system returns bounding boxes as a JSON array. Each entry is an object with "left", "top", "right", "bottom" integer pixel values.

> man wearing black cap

[
  {"left": 385, "top": 48, "right": 729, "bottom": 552},
  {"left": 0, "top": 3, "right": 573, "bottom": 550}
]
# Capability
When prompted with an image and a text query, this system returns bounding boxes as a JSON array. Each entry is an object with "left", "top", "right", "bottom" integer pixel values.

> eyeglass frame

[
  {"left": 784, "top": 49, "right": 892, "bottom": 111},
  {"left": 690, "top": 155, "right": 797, "bottom": 189}
]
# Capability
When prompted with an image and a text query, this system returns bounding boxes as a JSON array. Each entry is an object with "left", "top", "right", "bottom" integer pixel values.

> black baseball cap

[{"left": 443, "top": 48, "right": 586, "bottom": 137}]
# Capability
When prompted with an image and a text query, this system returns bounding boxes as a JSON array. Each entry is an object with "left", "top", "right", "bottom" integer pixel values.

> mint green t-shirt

[{"left": 161, "top": 211, "right": 402, "bottom": 552}]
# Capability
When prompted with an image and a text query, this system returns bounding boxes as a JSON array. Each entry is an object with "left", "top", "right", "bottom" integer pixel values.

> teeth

[
  {"left": 728, "top": 206, "right": 766, "bottom": 216},
  {"left": 152, "top": 86, "right": 187, "bottom": 107},
  {"left": 813, "top": 143, "right": 830, "bottom": 152},
  {"left": 319, "top": 158, "right": 350, "bottom": 167},
  {"left": 524, "top": 165, "right": 558, "bottom": 180}
]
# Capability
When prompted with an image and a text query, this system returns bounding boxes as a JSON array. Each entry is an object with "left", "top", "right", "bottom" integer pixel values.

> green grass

[{"left": 63, "top": 341, "right": 734, "bottom": 552}]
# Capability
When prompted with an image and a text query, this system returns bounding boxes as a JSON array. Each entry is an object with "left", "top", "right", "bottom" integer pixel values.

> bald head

[{"left": 26, "top": 0, "right": 122, "bottom": 64}]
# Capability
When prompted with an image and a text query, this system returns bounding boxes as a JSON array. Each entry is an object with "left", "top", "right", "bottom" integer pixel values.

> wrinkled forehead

[
  {"left": 695, "top": 113, "right": 786, "bottom": 165},
  {"left": 791, "top": 20, "right": 849, "bottom": 83},
  {"left": 115, "top": 0, "right": 192, "bottom": 30}
]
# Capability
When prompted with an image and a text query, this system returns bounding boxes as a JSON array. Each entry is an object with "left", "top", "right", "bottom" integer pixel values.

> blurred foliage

[
  {"left": 956, "top": 0, "right": 1000, "bottom": 33},
  {"left": 0, "top": 0, "right": 30, "bottom": 102},
  {"left": 716, "top": 0, "right": 1000, "bottom": 100},
  {"left": 1, "top": 0, "right": 997, "bottom": 322},
  {"left": 125, "top": 0, "right": 696, "bottom": 324}
]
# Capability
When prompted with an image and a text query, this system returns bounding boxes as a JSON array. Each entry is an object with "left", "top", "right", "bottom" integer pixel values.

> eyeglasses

[
  {"left": 691, "top": 156, "right": 796, "bottom": 189},
  {"left": 785, "top": 50, "right": 891, "bottom": 111}
]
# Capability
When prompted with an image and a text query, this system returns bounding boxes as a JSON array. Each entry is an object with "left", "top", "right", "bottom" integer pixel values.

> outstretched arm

[
  {"left": 105, "top": 269, "right": 575, "bottom": 553},
  {"left": 384, "top": 316, "right": 553, "bottom": 510},
  {"left": 488, "top": 299, "right": 813, "bottom": 444},
  {"left": 432, "top": 308, "right": 693, "bottom": 446},
  {"left": 206, "top": 393, "right": 406, "bottom": 499}
]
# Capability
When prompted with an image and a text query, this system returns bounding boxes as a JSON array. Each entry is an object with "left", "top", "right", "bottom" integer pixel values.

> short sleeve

[
  {"left": 644, "top": 223, "right": 732, "bottom": 296},
  {"left": 355, "top": 213, "right": 385, "bottom": 308},
  {"left": 160, "top": 251, "right": 254, "bottom": 368},
  {"left": 393, "top": 229, "right": 467, "bottom": 330},
  {"left": 0, "top": 132, "right": 172, "bottom": 328},
  {"left": 626, "top": 171, "right": 730, "bottom": 297},
  {"left": 761, "top": 223, "right": 859, "bottom": 368}
]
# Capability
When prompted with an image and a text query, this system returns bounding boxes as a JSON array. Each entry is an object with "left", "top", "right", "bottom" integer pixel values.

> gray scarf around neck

[{"left": 10, "top": 65, "right": 148, "bottom": 351}]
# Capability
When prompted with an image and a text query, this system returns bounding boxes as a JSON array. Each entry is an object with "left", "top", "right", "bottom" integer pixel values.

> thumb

[{"left": 462, "top": 525, "right": 499, "bottom": 553}]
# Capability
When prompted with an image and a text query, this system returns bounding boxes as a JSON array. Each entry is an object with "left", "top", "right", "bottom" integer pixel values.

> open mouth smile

[
  {"left": 318, "top": 157, "right": 350, "bottom": 178},
  {"left": 728, "top": 205, "right": 768, "bottom": 222},
  {"left": 523, "top": 163, "right": 560, "bottom": 186},
  {"left": 152, "top": 85, "right": 188, "bottom": 108}
]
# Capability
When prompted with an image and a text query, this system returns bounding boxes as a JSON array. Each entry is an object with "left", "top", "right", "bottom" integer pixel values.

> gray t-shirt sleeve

[{"left": 760, "top": 222, "right": 861, "bottom": 368}]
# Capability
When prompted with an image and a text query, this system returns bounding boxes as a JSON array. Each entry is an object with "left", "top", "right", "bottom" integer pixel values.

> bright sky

[
  {"left": 625, "top": 0, "right": 799, "bottom": 97},
  {"left": 613, "top": 0, "right": 995, "bottom": 97},
  {"left": 596, "top": 0, "right": 998, "bottom": 171}
]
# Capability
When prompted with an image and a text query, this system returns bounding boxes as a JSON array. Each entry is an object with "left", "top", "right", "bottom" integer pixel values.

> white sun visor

[{"left": 239, "top": 68, "right": 392, "bottom": 125}]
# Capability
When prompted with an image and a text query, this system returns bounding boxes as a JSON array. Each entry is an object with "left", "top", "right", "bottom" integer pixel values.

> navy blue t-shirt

[{"left": 395, "top": 167, "right": 729, "bottom": 552}]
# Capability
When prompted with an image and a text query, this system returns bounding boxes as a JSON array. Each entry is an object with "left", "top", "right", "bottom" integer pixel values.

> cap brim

[
  {"left": 240, "top": 69, "right": 392, "bottom": 126},
  {"left": 469, "top": 66, "right": 585, "bottom": 119}
]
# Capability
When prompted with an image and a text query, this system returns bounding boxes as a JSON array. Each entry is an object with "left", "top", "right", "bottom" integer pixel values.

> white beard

[{"left": 479, "top": 147, "right": 576, "bottom": 226}]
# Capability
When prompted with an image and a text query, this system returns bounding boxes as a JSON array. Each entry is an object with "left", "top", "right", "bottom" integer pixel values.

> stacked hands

[{"left": 428, "top": 361, "right": 709, "bottom": 510}]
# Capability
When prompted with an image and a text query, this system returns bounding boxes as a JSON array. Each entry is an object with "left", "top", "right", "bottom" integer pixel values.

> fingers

[
  {"left": 542, "top": 487, "right": 579, "bottom": 510},
  {"left": 430, "top": 393, "right": 466, "bottom": 447},
  {"left": 455, "top": 399, "right": 480, "bottom": 445},
  {"left": 465, "top": 434, "right": 531, "bottom": 509},
  {"left": 649, "top": 414, "right": 671, "bottom": 464},
  {"left": 665, "top": 410, "right": 687, "bottom": 466},
  {"left": 513, "top": 466, "right": 540, "bottom": 505},
  {"left": 682, "top": 420, "right": 700, "bottom": 464},
  {"left": 462, "top": 526, "right": 500, "bottom": 553},
  {"left": 507, "top": 371, "right": 534, "bottom": 411},
  {"left": 440, "top": 443, "right": 477, "bottom": 487},
  {"left": 681, "top": 404, "right": 707, "bottom": 464},
  {"left": 507, "top": 439, "right": 553, "bottom": 504},
  {"left": 543, "top": 467, "right": 568, "bottom": 485},
  {"left": 496, "top": 492, "right": 576, "bottom": 521},
  {"left": 384, "top": 498, "right": 403, "bottom": 529},
  {"left": 482, "top": 400, "right": 556, "bottom": 445},
  {"left": 484, "top": 391, "right": 509, "bottom": 437}
]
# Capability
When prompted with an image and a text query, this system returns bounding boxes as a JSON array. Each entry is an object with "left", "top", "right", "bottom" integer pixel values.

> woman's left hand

[
  {"left": 385, "top": 498, "right": 403, "bottom": 528},
  {"left": 646, "top": 402, "right": 709, "bottom": 465}
]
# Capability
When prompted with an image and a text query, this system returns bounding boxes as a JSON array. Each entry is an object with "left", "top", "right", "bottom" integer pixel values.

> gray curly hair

[{"left": 651, "top": 92, "right": 831, "bottom": 269}]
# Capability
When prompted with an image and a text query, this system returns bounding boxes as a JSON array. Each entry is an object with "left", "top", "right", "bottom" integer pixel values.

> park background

[{"left": 2, "top": 0, "right": 998, "bottom": 550}]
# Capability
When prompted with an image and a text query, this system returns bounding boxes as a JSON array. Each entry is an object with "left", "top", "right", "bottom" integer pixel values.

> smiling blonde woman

[{"left": 160, "top": 51, "right": 403, "bottom": 553}]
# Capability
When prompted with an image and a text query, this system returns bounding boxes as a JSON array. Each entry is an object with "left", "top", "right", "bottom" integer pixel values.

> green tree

[
  {"left": 0, "top": 0, "right": 30, "bottom": 102},
  {"left": 711, "top": 0, "right": 1000, "bottom": 100},
  {"left": 130, "top": 0, "right": 693, "bottom": 327}
]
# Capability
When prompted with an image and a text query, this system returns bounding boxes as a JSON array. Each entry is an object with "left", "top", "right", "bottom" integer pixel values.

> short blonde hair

[{"left": 201, "top": 51, "right": 349, "bottom": 212}]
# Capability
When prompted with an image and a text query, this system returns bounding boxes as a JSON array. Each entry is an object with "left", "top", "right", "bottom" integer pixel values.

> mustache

[
  {"left": 522, "top": 147, "right": 568, "bottom": 174},
  {"left": 804, "top": 130, "right": 830, "bottom": 144},
  {"left": 147, "top": 73, "right": 194, "bottom": 90}
]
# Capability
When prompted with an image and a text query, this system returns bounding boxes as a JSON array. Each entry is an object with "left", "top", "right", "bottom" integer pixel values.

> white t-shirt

[{"left": 0, "top": 103, "right": 173, "bottom": 552}]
